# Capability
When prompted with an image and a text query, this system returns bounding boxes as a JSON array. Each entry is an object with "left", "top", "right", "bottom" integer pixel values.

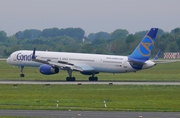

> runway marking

[
  {"left": 0, "top": 81, "right": 180, "bottom": 85},
  {"left": 0, "top": 110, "right": 180, "bottom": 118}
]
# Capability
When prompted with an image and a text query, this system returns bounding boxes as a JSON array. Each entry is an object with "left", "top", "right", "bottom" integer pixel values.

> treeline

[
  {"left": 0, "top": 27, "right": 180, "bottom": 58},
  {"left": 15, "top": 28, "right": 85, "bottom": 40}
]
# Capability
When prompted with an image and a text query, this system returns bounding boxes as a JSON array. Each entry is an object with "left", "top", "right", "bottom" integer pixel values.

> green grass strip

[{"left": 0, "top": 84, "right": 180, "bottom": 111}]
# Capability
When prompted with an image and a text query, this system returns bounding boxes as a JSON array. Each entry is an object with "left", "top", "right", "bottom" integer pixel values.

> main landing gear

[
  {"left": 66, "top": 77, "right": 76, "bottom": 81},
  {"left": 20, "top": 66, "right": 25, "bottom": 77},
  {"left": 66, "top": 69, "right": 76, "bottom": 81},
  {"left": 65, "top": 70, "right": 98, "bottom": 81},
  {"left": 88, "top": 74, "right": 98, "bottom": 81}
]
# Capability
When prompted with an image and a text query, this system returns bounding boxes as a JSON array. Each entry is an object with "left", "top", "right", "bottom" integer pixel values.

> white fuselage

[{"left": 6, "top": 50, "right": 155, "bottom": 73}]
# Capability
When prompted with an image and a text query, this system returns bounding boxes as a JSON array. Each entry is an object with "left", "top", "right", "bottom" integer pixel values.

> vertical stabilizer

[{"left": 129, "top": 28, "right": 158, "bottom": 61}]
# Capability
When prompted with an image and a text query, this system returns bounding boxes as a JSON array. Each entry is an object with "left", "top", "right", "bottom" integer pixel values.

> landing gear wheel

[
  {"left": 66, "top": 70, "right": 76, "bottom": 81},
  {"left": 20, "top": 66, "right": 25, "bottom": 77},
  {"left": 66, "top": 77, "right": 76, "bottom": 81},
  {"left": 72, "top": 77, "right": 75, "bottom": 81},
  {"left": 95, "top": 77, "right": 98, "bottom": 81},
  {"left": 20, "top": 74, "right": 25, "bottom": 77},
  {"left": 89, "top": 77, "right": 98, "bottom": 81}
]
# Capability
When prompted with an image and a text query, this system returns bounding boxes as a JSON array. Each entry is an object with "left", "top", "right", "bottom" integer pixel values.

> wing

[
  {"left": 48, "top": 61, "right": 95, "bottom": 72},
  {"left": 32, "top": 48, "right": 95, "bottom": 72}
]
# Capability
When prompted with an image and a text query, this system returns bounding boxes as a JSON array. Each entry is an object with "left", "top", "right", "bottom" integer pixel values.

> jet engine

[{"left": 39, "top": 64, "right": 59, "bottom": 75}]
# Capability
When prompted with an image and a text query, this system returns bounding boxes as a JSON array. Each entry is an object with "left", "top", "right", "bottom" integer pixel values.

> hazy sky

[{"left": 0, "top": 0, "right": 180, "bottom": 35}]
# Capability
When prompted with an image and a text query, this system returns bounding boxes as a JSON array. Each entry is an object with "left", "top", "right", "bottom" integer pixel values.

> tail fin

[{"left": 129, "top": 28, "right": 158, "bottom": 61}]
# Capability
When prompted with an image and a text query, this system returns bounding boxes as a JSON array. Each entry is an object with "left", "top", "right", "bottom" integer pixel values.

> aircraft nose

[{"left": 6, "top": 54, "right": 13, "bottom": 64}]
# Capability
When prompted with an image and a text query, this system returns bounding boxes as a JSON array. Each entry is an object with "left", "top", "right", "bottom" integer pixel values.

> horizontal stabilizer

[{"left": 153, "top": 50, "right": 161, "bottom": 60}]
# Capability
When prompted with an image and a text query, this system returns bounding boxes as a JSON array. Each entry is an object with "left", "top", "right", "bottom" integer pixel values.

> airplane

[{"left": 6, "top": 28, "right": 158, "bottom": 81}]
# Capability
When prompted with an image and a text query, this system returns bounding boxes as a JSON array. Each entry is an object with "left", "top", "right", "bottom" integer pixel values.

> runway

[
  {"left": 0, "top": 110, "right": 180, "bottom": 118},
  {"left": 0, "top": 80, "right": 180, "bottom": 85}
]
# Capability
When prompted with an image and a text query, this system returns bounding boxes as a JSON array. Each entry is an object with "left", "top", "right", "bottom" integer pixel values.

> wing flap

[{"left": 48, "top": 61, "right": 83, "bottom": 71}]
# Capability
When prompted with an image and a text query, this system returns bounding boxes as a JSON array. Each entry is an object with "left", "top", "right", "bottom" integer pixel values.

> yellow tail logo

[{"left": 141, "top": 42, "right": 152, "bottom": 53}]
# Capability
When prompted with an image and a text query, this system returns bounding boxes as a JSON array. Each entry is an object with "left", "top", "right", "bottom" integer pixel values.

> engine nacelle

[
  {"left": 39, "top": 64, "right": 59, "bottom": 75},
  {"left": 80, "top": 71, "right": 99, "bottom": 75}
]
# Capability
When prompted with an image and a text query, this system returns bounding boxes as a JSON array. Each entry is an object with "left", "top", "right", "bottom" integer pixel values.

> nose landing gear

[{"left": 20, "top": 66, "right": 25, "bottom": 77}]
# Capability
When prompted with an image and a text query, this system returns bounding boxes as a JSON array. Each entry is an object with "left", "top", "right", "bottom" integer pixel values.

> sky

[{"left": 0, "top": 0, "right": 180, "bottom": 35}]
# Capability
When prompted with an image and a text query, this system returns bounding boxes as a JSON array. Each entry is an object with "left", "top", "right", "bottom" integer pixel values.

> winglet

[
  {"left": 153, "top": 50, "right": 161, "bottom": 60},
  {"left": 32, "top": 48, "right": 36, "bottom": 60}
]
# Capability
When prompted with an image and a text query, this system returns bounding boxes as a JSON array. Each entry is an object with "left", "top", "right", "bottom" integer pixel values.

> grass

[
  {"left": 0, "top": 60, "right": 180, "bottom": 111},
  {"left": 0, "top": 84, "right": 180, "bottom": 111}
]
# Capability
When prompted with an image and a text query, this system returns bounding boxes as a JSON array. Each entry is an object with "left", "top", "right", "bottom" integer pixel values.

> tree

[
  {"left": 92, "top": 38, "right": 106, "bottom": 45},
  {"left": 109, "top": 29, "right": 128, "bottom": 41},
  {"left": 125, "top": 34, "right": 136, "bottom": 44},
  {"left": 110, "top": 39, "right": 126, "bottom": 55},
  {"left": 41, "top": 28, "right": 60, "bottom": 38},
  {"left": 41, "top": 27, "right": 85, "bottom": 41},
  {"left": 63, "top": 28, "right": 85, "bottom": 41},
  {"left": 41, "top": 28, "right": 52, "bottom": 38},
  {"left": 95, "top": 44, "right": 107, "bottom": 54},
  {"left": 0, "top": 31, "right": 7, "bottom": 42},
  {"left": 157, "top": 29, "right": 165, "bottom": 35},
  {"left": 81, "top": 43, "right": 94, "bottom": 53},
  {"left": 167, "top": 42, "right": 178, "bottom": 52},
  {"left": 3, "top": 27, "right": 180, "bottom": 58},
  {"left": 171, "top": 27, "right": 180, "bottom": 35},
  {"left": 15, "top": 29, "right": 41, "bottom": 40},
  {"left": 23, "top": 30, "right": 32, "bottom": 39},
  {"left": 88, "top": 32, "right": 110, "bottom": 40},
  {"left": 176, "top": 36, "right": 180, "bottom": 50},
  {"left": 135, "top": 30, "right": 148, "bottom": 38},
  {"left": 15, "top": 31, "right": 23, "bottom": 40}
]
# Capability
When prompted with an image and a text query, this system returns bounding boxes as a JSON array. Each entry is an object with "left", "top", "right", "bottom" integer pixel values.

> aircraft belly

[
  {"left": 93, "top": 63, "right": 128, "bottom": 73},
  {"left": 99, "top": 63, "right": 136, "bottom": 73}
]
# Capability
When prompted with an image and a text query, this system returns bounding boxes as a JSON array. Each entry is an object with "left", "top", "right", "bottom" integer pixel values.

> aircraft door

[
  {"left": 123, "top": 61, "right": 128, "bottom": 68},
  {"left": 13, "top": 53, "right": 18, "bottom": 61}
]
